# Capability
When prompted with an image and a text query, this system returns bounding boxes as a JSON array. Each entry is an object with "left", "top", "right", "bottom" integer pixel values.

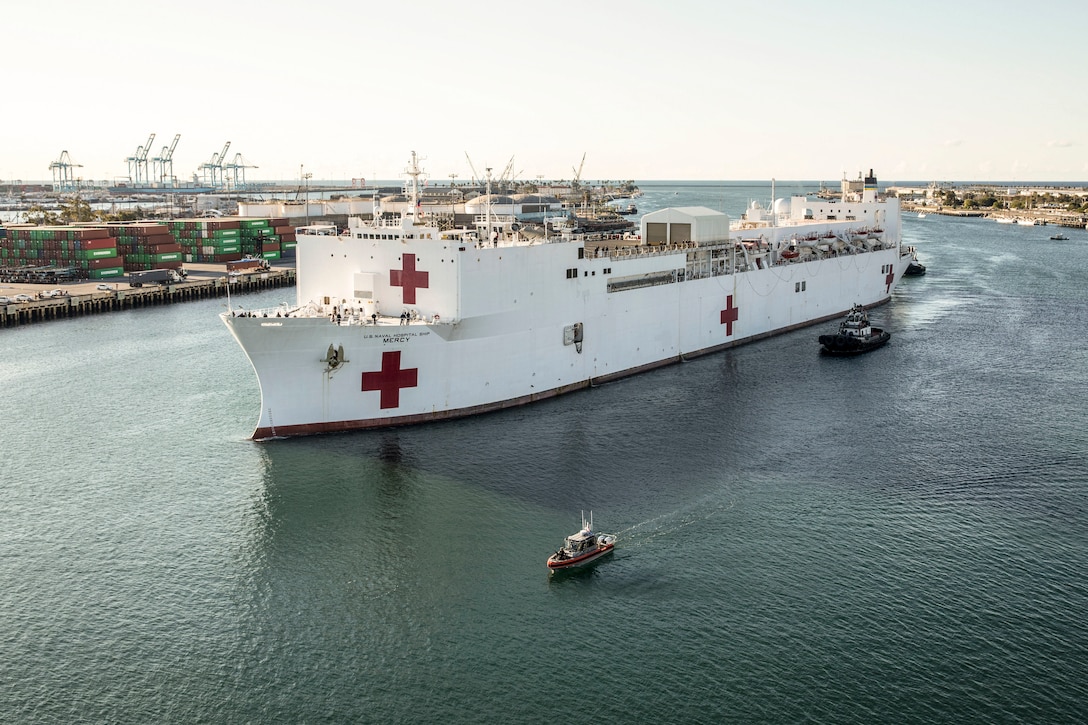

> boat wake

[{"left": 615, "top": 493, "right": 737, "bottom": 550}]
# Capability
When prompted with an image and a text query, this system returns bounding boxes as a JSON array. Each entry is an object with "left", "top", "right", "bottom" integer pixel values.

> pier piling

[{"left": 0, "top": 269, "right": 295, "bottom": 328}]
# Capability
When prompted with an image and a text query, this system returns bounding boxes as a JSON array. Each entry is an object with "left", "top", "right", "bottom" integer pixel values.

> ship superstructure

[{"left": 222, "top": 158, "right": 906, "bottom": 438}]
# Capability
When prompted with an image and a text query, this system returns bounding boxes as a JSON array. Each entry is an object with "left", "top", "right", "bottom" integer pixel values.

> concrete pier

[{"left": 0, "top": 268, "right": 295, "bottom": 328}]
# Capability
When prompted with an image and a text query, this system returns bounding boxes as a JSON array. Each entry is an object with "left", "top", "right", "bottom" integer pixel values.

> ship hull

[
  {"left": 223, "top": 241, "right": 907, "bottom": 439},
  {"left": 547, "top": 543, "right": 615, "bottom": 570}
]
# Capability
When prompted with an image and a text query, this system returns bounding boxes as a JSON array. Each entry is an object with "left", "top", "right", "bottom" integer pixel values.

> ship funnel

[{"left": 863, "top": 169, "right": 878, "bottom": 202}]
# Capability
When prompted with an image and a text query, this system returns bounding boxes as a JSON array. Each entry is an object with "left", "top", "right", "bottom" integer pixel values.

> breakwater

[{"left": 0, "top": 268, "right": 295, "bottom": 327}]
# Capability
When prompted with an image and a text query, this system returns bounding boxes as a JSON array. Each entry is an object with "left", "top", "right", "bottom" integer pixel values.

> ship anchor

[{"left": 321, "top": 344, "right": 349, "bottom": 373}]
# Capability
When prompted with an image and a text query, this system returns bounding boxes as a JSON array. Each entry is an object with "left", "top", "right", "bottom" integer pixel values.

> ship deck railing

[
  {"left": 228, "top": 304, "right": 443, "bottom": 326},
  {"left": 587, "top": 236, "right": 897, "bottom": 263}
]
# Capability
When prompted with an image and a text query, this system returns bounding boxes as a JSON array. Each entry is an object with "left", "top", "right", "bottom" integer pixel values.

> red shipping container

[
  {"left": 80, "top": 237, "right": 119, "bottom": 251},
  {"left": 127, "top": 224, "right": 170, "bottom": 235},
  {"left": 74, "top": 228, "right": 111, "bottom": 240},
  {"left": 89, "top": 256, "right": 125, "bottom": 269}
]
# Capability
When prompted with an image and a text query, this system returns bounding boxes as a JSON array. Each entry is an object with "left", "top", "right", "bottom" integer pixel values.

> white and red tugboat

[{"left": 547, "top": 512, "right": 616, "bottom": 571}]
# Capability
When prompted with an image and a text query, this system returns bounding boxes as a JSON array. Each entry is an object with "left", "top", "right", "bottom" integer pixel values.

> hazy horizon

[{"left": 6, "top": 0, "right": 1087, "bottom": 183}]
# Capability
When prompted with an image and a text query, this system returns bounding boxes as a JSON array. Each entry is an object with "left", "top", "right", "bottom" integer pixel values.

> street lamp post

[{"left": 301, "top": 164, "right": 313, "bottom": 225}]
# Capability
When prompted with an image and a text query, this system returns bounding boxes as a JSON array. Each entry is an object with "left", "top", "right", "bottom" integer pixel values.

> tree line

[{"left": 936, "top": 189, "right": 1088, "bottom": 213}]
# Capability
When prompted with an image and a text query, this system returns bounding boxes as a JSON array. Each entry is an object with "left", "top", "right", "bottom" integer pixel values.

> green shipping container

[
  {"left": 78, "top": 248, "right": 119, "bottom": 260},
  {"left": 90, "top": 267, "right": 125, "bottom": 279},
  {"left": 261, "top": 250, "right": 281, "bottom": 260}
]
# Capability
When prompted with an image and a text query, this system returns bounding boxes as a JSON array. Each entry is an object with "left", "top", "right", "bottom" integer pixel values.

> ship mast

[
  {"left": 485, "top": 166, "right": 493, "bottom": 244},
  {"left": 771, "top": 177, "right": 776, "bottom": 228},
  {"left": 404, "top": 151, "right": 425, "bottom": 221}
]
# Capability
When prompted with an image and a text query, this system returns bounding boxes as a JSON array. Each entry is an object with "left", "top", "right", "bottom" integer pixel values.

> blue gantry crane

[
  {"left": 49, "top": 150, "right": 83, "bottom": 191},
  {"left": 151, "top": 133, "right": 181, "bottom": 185}
]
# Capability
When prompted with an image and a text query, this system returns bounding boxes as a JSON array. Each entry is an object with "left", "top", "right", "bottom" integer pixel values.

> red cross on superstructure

[
  {"left": 720, "top": 294, "right": 739, "bottom": 336},
  {"left": 361, "top": 350, "right": 418, "bottom": 409},
  {"left": 390, "top": 253, "right": 429, "bottom": 304},
  {"left": 885, "top": 265, "right": 895, "bottom": 293}
]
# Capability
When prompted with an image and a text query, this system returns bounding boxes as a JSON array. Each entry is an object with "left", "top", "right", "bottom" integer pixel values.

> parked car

[
  {"left": 0, "top": 296, "right": 14, "bottom": 304},
  {"left": 13, "top": 294, "right": 34, "bottom": 303},
  {"left": 96, "top": 284, "right": 114, "bottom": 291}
]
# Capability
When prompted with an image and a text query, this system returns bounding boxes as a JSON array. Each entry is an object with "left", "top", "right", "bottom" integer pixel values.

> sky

[{"left": 5, "top": 0, "right": 1086, "bottom": 184}]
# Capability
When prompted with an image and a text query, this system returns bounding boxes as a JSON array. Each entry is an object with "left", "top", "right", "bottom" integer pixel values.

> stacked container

[
  {"left": 274, "top": 218, "right": 297, "bottom": 258},
  {"left": 238, "top": 218, "right": 276, "bottom": 260},
  {"left": 1, "top": 215, "right": 299, "bottom": 277},
  {"left": 107, "top": 222, "right": 185, "bottom": 272},
  {"left": 0, "top": 225, "right": 124, "bottom": 279},
  {"left": 168, "top": 218, "right": 243, "bottom": 263},
  {"left": 169, "top": 217, "right": 296, "bottom": 262}
]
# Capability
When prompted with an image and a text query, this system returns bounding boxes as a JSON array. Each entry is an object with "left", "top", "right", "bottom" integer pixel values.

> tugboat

[
  {"left": 904, "top": 247, "right": 926, "bottom": 276},
  {"left": 818, "top": 304, "right": 890, "bottom": 356},
  {"left": 546, "top": 512, "right": 616, "bottom": 571},
  {"left": 1050, "top": 232, "right": 1069, "bottom": 241}
]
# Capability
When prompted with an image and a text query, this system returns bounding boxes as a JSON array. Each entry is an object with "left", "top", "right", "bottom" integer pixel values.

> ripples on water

[{"left": 2, "top": 193, "right": 1088, "bottom": 723}]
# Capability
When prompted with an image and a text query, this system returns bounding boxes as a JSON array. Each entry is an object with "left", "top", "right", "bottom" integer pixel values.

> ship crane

[
  {"left": 200, "top": 141, "right": 231, "bottom": 188},
  {"left": 223, "top": 152, "right": 258, "bottom": 190},
  {"left": 151, "top": 133, "right": 181, "bottom": 185},
  {"left": 49, "top": 150, "right": 82, "bottom": 192}
]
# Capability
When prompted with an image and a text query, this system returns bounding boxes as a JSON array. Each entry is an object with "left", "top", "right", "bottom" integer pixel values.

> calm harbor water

[{"left": 2, "top": 184, "right": 1087, "bottom": 723}]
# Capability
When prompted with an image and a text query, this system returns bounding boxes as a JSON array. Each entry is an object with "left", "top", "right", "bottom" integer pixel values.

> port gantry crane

[
  {"left": 49, "top": 150, "right": 83, "bottom": 192},
  {"left": 200, "top": 141, "right": 231, "bottom": 189},
  {"left": 222, "top": 152, "right": 258, "bottom": 190},
  {"left": 150, "top": 134, "right": 181, "bottom": 186},
  {"left": 124, "top": 133, "right": 156, "bottom": 186}
]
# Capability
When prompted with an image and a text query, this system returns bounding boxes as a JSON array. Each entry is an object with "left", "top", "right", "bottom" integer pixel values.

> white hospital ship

[{"left": 222, "top": 154, "right": 908, "bottom": 439}]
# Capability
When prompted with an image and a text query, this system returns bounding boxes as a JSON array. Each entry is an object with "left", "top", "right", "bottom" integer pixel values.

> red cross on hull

[
  {"left": 884, "top": 265, "right": 895, "bottom": 293},
  {"left": 390, "top": 253, "right": 429, "bottom": 305},
  {"left": 361, "top": 350, "right": 418, "bottom": 409},
  {"left": 720, "top": 295, "right": 739, "bottom": 336}
]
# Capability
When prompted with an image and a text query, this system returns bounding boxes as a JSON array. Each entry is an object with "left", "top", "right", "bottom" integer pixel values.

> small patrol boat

[
  {"left": 818, "top": 304, "right": 890, "bottom": 356},
  {"left": 546, "top": 512, "right": 616, "bottom": 570}
]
